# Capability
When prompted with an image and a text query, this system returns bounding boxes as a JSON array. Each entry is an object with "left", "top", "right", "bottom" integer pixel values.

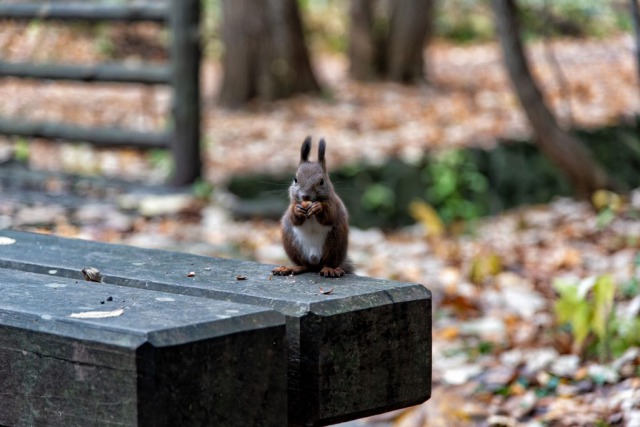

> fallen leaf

[
  {"left": 69, "top": 308, "right": 124, "bottom": 319},
  {"left": 486, "top": 414, "right": 518, "bottom": 427},
  {"left": 0, "top": 236, "right": 16, "bottom": 245},
  {"left": 442, "top": 364, "right": 483, "bottom": 385},
  {"left": 592, "top": 189, "right": 624, "bottom": 212},
  {"left": 409, "top": 199, "right": 445, "bottom": 237},
  {"left": 469, "top": 252, "right": 503, "bottom": 284},
  {"left": 319, "top": 286, "right": 334, "bottom": 295},
  {"left": 436, "top": 325, "right": 460, "bottom": 340}
]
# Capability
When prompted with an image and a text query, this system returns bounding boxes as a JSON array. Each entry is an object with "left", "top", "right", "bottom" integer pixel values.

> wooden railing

[{"left": 0, "top": 1, "right": 201, "bottom": 185}]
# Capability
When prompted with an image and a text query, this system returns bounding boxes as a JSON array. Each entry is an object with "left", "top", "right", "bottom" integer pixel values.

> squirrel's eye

[
  {"left": 294, "top": 177, "right": 298, "bottom": 184},
  {"left": 319, "top": 178, "right": 325, "bottom": 185}
]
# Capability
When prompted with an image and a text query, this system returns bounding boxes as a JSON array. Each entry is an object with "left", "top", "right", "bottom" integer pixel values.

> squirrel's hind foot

[{"left": 319, "top": 266, "right": 346, "bottom": 278}]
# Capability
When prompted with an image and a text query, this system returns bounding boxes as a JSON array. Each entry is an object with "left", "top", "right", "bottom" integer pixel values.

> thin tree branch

[{"left": 542, "top": 0, "right": 574, "bottom": 127}]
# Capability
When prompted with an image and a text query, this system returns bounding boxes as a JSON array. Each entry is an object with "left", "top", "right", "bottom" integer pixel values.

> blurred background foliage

[
  {"left": 228, "top": 125, "right": 640, "bottom": 229},
  {"left": 215, "top": 0, "right": 637, "bottom": 231},
  {"left": 197, "top": 0, "right": 632, "bottom": 55},
  {"left": 2, "top": 0, "right": 637, "bottom": 232}
]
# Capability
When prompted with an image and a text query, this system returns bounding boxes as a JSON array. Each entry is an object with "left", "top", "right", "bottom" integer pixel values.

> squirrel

[{"left": 272, "top": 137, "right": 352, "bottom": 278}]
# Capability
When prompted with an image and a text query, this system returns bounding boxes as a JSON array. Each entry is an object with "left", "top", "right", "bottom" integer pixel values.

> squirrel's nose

[{"left": 300, "top": 194, "right": 311, "bottom": 201}]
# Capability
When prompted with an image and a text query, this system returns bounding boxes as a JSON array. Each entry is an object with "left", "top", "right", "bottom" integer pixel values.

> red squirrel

[{"left": 272, "top": 137, "right": 352, "bottom": 278}]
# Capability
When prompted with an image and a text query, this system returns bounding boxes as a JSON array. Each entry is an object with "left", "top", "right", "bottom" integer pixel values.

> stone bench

[
  {"left": 0, "top": 267, "right": 286, "bottom": 426},
  {"left": 0, "top": 230, "right": 432, "bottom": 426}
]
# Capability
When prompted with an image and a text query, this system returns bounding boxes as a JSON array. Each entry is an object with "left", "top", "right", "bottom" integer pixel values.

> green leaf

[
  {"left": 592, "top": 275, "right": 615, "bottom": 340},
  {"left": 596, "top": 207, "right": 616, "bottom": 228},
  {"left": 554, "top": 298, "right": 575, "bottom": 325},
  {"left": 432, "top": 169, "right": 457, "bottom": 200},
  {"left": 571, "top": 302, "right": 592, "bottom": 352},
  {"left": 553, "top": 278, "right": 580, "bottom": 301},
  {"left": 14, "top": 138, "right": 30, "bottom": 163},
  {"left": 192, "top": 179, "right": 214, "bottom": 201},
  {"left": 361, "top": 184, "right": 395, "bottom": 211},
  {"left": 553, "top": 280, "right": 577, "bottom": 324}
]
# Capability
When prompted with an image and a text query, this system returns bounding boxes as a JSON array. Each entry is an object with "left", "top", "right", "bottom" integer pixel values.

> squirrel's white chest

[{"left": 293, "top": 217, "right": 331, "bottom": 265}]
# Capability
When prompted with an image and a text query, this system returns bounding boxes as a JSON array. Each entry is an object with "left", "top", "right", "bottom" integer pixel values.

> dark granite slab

[
  {"left": 0, "top": 230, "right": 431, "bottom": 426},
  {"left": 0, "top": 266, "right": 286, "bottom": 426}
]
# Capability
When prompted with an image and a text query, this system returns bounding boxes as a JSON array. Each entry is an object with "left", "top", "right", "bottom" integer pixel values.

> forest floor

[{"left": 1, "top": 28, "right": 640, "bottom": 426}]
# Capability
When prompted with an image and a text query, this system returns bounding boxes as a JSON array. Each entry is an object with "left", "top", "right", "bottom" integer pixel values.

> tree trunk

[
  {"left": 492, "top": 0, "right": 611, "bottom": 197},
  {"left": 348, "top": 0, "right": 376, "bottom": 81},
  {"left": 386, "top": 0, "right": 433, "bottom": 82},
  {"left": 348, "top": 0, "right": 433, "bottom": 83},
  {"left": 219, "top": 0, "right": 319, "bottom": 107}
]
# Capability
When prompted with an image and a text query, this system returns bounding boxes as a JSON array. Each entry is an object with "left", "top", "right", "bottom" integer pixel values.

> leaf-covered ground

[
  {"left": 1, "top": 26, "right": 639, "bottom": 425},
  {"left": 0, "top": 28, "right": 638, "bottom": 183}
]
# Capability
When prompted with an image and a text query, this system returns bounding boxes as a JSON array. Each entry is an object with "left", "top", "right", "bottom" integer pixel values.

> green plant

[
  {"left": 13, "top": 138, "right": 30, "bottom": 163},
  {"left": 147, "top": 149, "right": 173, "bottom": 177},
  {"left": 192, "top": 178, "right": 215, "bottom": 201},
  {"left": 361, "top": 183, "right": 395, "bottom": 215},
  {"left": 553, "top": 275, "right": 614, "bottom": 359},
  {"left": 423, "top": 149, "right": 488, "bottom": 224},
  {"left": 436, "top": 1, "right": 495, "bottom": 43},
  {"left": 553, "top": 274, "right": 640, "bottom": 361},
  {"left": 519, "top": 0, "right": 630, "bottom": 39},
  {"left": 299, "top": 0, "right": 347, "bottom": 54},
  {"left": 592, "top": 189, "right": 624, "bottom": 228},
  {"left": 621, "top": 253, "right": 640, "bottom": 298},
  {"left": 95, "top": 23, "right": 116, "bottom": 59}
]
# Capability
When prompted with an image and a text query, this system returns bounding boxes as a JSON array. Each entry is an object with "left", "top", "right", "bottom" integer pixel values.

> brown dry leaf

[
  {"left": 440, "top": 292, "right": 481, "bottom": 319},
  {"left": 558, "top": 246, "right": 583, "bottom": 269},
  {"left": 403, "top": 388, "right": 485, "bottom": 427},
  {"left": 435, "top": 325, "right": 460, "bottom": 341},
  {"left": 393, "top": 404, "right": 427, "bottom": 427}
]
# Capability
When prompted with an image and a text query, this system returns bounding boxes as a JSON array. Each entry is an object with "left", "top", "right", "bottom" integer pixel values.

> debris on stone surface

[
  {"left": 69, "top": 308, "right": 124, "bottom": 319},
  {"left": 81, "top": 267, "right": 103, "bottom": 283},
  {"left": 319, "top": 286, "right": 335, "bottom": 295},
  {"left": 0, "top": 236, "right": 16, "bottom": 245}
]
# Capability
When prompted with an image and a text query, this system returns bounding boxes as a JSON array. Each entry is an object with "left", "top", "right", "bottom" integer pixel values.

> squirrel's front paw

[
  {"left": 294, "top": 203, "right": 309, "bottom": 219},
  {"left": 306, "top": 201, "right": 323, "bottom": 217},
  {"left": 272, "top": 266, "right": 293, "bottom": 275}
]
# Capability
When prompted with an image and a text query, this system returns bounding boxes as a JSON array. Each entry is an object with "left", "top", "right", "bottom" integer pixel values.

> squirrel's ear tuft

[
  {"left": 300, "top": 136, "right": 312, "bottom": 163},
  {"left": 318, "top": 138, "right": 326, "bottom": 171}
]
